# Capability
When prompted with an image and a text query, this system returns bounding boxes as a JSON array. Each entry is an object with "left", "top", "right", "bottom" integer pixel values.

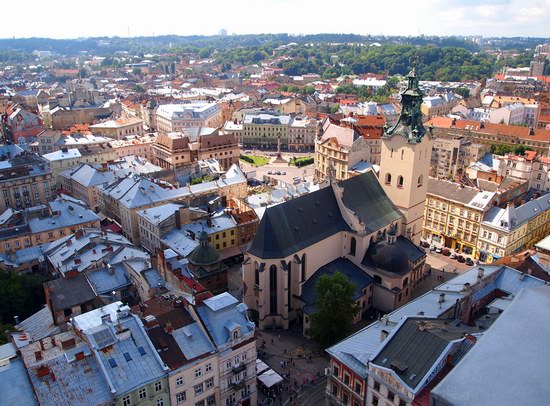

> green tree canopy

[
  {"left": 310, "top": 272, "right": 359, "bottom": 348},
  {"left": 0, "top": 270, "right": 48, "bottom": 326}
]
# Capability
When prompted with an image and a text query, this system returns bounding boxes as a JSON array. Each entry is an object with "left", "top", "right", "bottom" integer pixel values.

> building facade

[{"left": 155, "top": 103, "right": 222, "bottom": 133}]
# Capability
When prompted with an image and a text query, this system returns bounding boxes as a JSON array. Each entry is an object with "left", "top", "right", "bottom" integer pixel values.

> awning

[
  {"left": 257, "top": 369, "right": 284, "bottom": 388},
  {"left": 256, "top": 359, "right": 270, "bottom": 375}
]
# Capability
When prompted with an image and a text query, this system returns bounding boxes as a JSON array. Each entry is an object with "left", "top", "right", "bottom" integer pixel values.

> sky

[{"left": 2, "top": 0, "right": 550, "bottom": 39}]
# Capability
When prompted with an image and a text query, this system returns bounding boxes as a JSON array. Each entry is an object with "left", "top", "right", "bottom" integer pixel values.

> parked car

[
  {"left": 465, "top": 258, "right": 475, "bottom": 266},
  {"left": 449, "top": 253, "right": 457, "bottom": 260},
  {"left": 275, "top": 171, "right": 282, "bottom": 175},
  {"left": 429, "top": 245, "right": 436, "bottom": 251},
  {"left": 435, "top": 247, "right": 443, "bottom": 254},
  {"left": 442, "top": 248, "right": 451, "bottom": 256},
  {"left": 281, "top": 171, "right": 286, "bottom": 175},
  {"left": 420, "top": 241, "right": 430, "bottom": 248},
  {"left": 457, "top": 255, "right": 466, "bottom": 263},
  {"left": 268, "top": 170, "right": 273, "bottom": 175}
]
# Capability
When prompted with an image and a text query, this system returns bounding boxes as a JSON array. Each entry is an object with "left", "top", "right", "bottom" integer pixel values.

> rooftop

[{"left": 431, "top": 287, "right": 550, "bottom": 406}]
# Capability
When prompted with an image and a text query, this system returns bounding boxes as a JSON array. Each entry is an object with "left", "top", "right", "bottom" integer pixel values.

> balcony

[
  {"left": 232, "top": 363, "right": 246, "bottom": 373},
  {"left": 230, "top": 379, "right": 245, "bottom": 390}
]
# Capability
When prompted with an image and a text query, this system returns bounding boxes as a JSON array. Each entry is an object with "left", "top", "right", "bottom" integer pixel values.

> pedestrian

[{"left": 284, "top": 347, "right": 287, "bottom": 354}]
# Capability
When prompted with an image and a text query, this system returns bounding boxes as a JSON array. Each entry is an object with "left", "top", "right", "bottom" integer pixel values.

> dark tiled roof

[
  {"left": 363, "top": 236, "right": 426, "bottom": 275},
  {"left": 339, "top": 171, "right": 403, "bottom": 233},
  {"left": 372, "top": 318, "right": 479, "bottom": 389},
  {"left": 298, "top": 258, "right": 374, "bottom": 315},
  {"left": 46, "top": 274, "right": 97, "bottom": 311},
  {"left": 248, "top": 186, "right": 350, "bottom": 259}
]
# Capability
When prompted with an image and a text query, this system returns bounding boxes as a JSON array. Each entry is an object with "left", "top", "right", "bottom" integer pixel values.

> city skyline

[{"left": 1, "top": 0, "right": 550, "bottom": 40}]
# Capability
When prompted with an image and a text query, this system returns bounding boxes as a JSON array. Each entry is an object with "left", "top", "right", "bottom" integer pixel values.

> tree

[
  {"left": 310, "top": 272, "right": 359, "bottom": 348},
  {"left": 0, "top": 270, "right": 48, "bottom": 325},
  {"left": 132, "top": 67, "right": 142, "bottom": 77},
  {"left": 133, "top": 84, "right": 145, "bottom": 93}
]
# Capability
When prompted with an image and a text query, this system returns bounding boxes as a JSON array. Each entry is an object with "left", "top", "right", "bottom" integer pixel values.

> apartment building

[
  {"left": 423, "top": 179, "right": 496, "bottom": 257},
  {"left": 0, "top": 153, "right": 54, "bottom": 213},
  {"left": 477, "top": 195, "right": 550, "bottom": 263},
  {"left": 430, "top": 137, "right": 489, "bottom": 179},
  {"left": 288, "top": 116, "right": 319, "bottom": 151},
  {"left": 155, "top": 102, "right": 222, "bottom": 133},
  {"left": 31, "top": 130, "right": 112, "bottom": 155},
  {"left": 43, "top": 146, "right": 117, "bottom": 185},
  {"left": 60, "top": 164, "right": 116, "bottom": 212},
  {"left": 241, "top": 112, "right": 291, "bottom": 149},
  {"left": 0, "top": 195, "right": 100, "bottom": 253},
  {"left": 108, "top": 134, "right": 157, "bottom": 161},
  {"left": 195, "top": 293, "right": 257, "bottom": 406},
  {"left": 99, "top": 164, "right": 247, "bottom": 244},
  {"left": 89, "top": 116, "right": 145, "bottom": 140},
  {"left": 72, "top": 303, "right": 170, "bottom": 406}
]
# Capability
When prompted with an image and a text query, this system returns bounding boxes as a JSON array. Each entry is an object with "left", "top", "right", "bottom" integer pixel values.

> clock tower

[{"left": 379, "top": 68, "right": 432, "bottom": 245}]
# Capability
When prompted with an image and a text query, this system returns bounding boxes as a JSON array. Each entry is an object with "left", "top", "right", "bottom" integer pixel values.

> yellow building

[
  {"left": 423, "top": 178, "right": 495, "bottom": 257},
  {"left": 477, "top": 195, "right": 550, "bottom": 263}
]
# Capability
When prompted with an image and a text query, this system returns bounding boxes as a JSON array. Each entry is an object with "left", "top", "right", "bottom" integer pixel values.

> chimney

[
  {"left": 519, "top": 272, "right": 526, "bottom": 281},
  {"left": 39, "top": 339, "right": 45, "bottom": 350},
  {"left": 143, "top": 315, "right": 159, "bottom": 329},
  {"left": 439, "top": 293, "right": 446, "bottom": 306},
  {"left": 380, "top": 314, "right": 389, "bottom": 325},
  {"left": 164, "top": 322, "right": 174, "bottom": 335},
  {"left": 528, "top": 268, "right": 533, "bottom": 275},
  {"left": 35, "top": 351, "right": 43, "bottom": 361},
  {"left": 75, "top": 351, "right": 85, "bottom": 361},
  {"left": 101, "top": 314, "right": 111, "bottom": 324},
  {"left": 477, "top": 267, "right": 485, "bottom": 281}
]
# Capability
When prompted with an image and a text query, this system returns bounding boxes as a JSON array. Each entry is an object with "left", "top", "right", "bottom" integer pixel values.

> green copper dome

[
  {"left": 188, "top": 231, "right": 220, "bottom": 266},
  {"left": 383, "top": 68, "right": 431, "bottom": 143}
]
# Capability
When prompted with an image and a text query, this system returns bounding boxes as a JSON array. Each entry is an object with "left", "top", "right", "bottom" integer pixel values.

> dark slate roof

[
  {"left": 248, "top": 186, "right": 350, "bottom": 259},
  {"left": 363, "top": 236, "right": 425, "bottom": 275},
  {"left": 46, "top": 274, "right": 97, "bottom": 311},
  {"left": 371, "top": 318, "right": 480, "bottom": 390},
  {"left": 339, "top": 171, "right": 403, "bottom": 234},
  {"left": 298, "top": 258, "right": 374, "bottom": 315}
]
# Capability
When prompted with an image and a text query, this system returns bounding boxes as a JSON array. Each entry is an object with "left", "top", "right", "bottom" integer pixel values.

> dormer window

[{"left": 232, "top": 328, "right": 240, "bottom": 340}]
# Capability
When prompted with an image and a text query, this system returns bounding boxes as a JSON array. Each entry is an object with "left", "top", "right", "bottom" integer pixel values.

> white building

[{"left": 156, "top": 102, "right": 222, "bottom": 133}]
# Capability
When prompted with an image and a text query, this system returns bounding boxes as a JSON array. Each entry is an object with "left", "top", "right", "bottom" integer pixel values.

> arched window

[
  {"left": 401, "top": 150, "right": 404, "bottom": 160},
  {"left": 350, "top": 237, "right": 357, "bottom": 256},
  {"left": 397, "top": 176, "right": 404, "bottom": 188},
  {"left": 403, "top": 277, "right": 409, "bottom": 288},
  {"left": 417, "top": 175, "right": 423, "bottom": 187},
  {"left": 254, "top": 262, "right": 259, "bottom": 285},
  {"left": 301, "top": 254, "right": 306, "bottom": 282},
  {"left": 269, "top": 265, "right": 278, "bottom": 315},
  {"left": 385, "top": 173, "right": 392, "bottom": 185},
  {"left": 390, "top": 148, "right": 394, "bottom": 158}
]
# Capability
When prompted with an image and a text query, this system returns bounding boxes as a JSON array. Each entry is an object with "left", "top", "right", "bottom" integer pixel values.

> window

[
  {"left": 205, "top": 363, "right": 212, "bottom": 373},
  {"left": 397, "top": 175, "right": 404, "bottom": 188},
  {"left": 343, "top": 372, "right": 350, "bottom": 385},
  {"left": 242, "top": 352, "right": 247, "bottom": 361},
  {"left": 194, "top": 383, "right": 203, "bottom": 396},
  {"left": 139, "top": 388, "right": 147, "bottom": 399},
  {"left": 195, "top": 368, "right": 202, "bottom": 378},
  {"left": 205, "top": 377, "right": 214, "bottom": 389},
  {"left": 207, "top": 395, "right": 216, "bottom": 406},
  {"left": 155, "top": 381, "right": 162, "bottom": 392},
  {"left": 374, "top": 381, "right": 380, "bottom": 392},
  {"left": 176, "top": 377, "right": 184, "bottom": 387},
  {"left": 195, "top": 401, "right": 205, "bottom": 406},
  {"left": 156, "top": 399, "right": 164, "bottom": 406},
  {"left": 122, "top": 396, "right": 131, "bottom": 406},
  {"left": 349, "top": 237, "right": 356, "bottom": 256},
  {"left": 399, "top": 400, "right": 407, "bottom": 406},
  {"left": 417, "top": 175, "right": 423, "bottom": 187},
  {"left": 226, "top": 359, "right": 232, "bottom": 369},
  {"left": 388, "top": 390, "right": 395, "bottom": 401},
  {"left": 333, "top": 365, "right": 339, "bottom": 377},
  {"left": 372, "top": 395, "right": 379, "bottom": 406},
  {"left": 385, "top": 173, "right": 392, "bottom": 185},
  {"left": 354, "top": 381, "right": 362, "bottom": 394}
]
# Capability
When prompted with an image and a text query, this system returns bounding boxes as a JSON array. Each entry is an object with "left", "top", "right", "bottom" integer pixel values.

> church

[{"left": 243, "top": 69, "right": 433, "bottom": 332}]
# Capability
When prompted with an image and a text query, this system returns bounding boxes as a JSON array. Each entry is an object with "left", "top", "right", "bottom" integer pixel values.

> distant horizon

[
  {"left": 1, "top": 0, "right": 549, "bottom": 39},
  {"left": 1, "top": 32, "right": 550, "bottom": 42}
]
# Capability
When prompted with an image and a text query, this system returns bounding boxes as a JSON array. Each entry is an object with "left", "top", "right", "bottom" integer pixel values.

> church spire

[{"left": 384, "top": 66, "right": 431, "bottom": 143}]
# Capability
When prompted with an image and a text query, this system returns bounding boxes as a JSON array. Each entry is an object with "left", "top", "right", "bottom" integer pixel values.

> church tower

[{"left": 379, "top": 68, "right": 432, "bottom": 245}]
